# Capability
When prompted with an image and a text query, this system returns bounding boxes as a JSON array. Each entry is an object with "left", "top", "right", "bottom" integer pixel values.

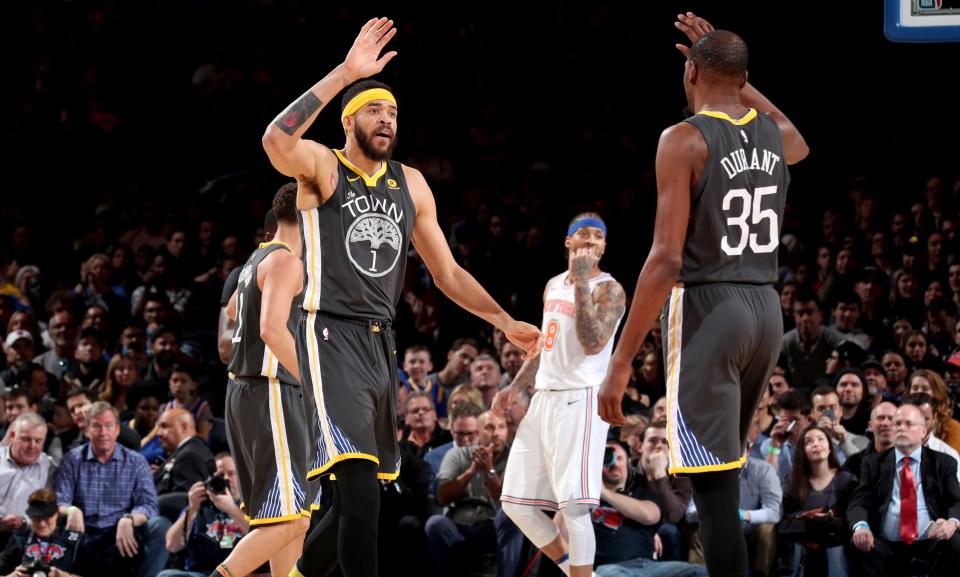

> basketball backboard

[{"left": 885, "top": 0, "right": 960, "bottom": 42}]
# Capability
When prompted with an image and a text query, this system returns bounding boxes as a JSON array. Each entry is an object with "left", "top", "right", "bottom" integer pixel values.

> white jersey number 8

[{"left": 720, "top": 185, "right": 779, "bottom": 256}]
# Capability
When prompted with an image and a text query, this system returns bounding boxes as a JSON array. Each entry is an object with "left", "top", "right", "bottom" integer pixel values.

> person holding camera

[
  {"left": 159, "top": 453, "right": 249, "bottom": 577},
  {"left": 809, "top": 385, "right": 869, "bottom": 465},
  {"left": 0, "top": 489, "right": 82, "bottom": 577}
]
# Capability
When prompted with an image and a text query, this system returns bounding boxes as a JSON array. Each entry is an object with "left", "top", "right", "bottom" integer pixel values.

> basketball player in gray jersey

[
  {"left": 261, "top": 17, "right": 542, "bottom": 577},
  {"left": 599, "top": 13, "right": 809, "bottom": 577},
  {"left": 218, "top": 186, "right": 310, "bottom": 577}
]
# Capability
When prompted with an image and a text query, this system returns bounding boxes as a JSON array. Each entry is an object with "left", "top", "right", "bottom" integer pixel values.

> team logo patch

[
  {"left": 345, "top": 213, "right": 403, "bottom": 277},
  {"left": 25, "top": 542, "right": 65, "bottom": 564},
  {"left": 386, "top": 178, "right": 400, "bottom": 189},
  {"left": 238, "top": 264, "right": 253, "bottom": 288}
]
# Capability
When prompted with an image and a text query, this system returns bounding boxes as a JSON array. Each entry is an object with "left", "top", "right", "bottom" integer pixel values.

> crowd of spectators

[{"left": 4, "top": 2, "right": 960, "bottom": 577}]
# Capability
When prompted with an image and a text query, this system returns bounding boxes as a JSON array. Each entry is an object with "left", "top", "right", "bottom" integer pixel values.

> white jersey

[{"left": 535, "top": 271, "right": 622, "bottom": 391}]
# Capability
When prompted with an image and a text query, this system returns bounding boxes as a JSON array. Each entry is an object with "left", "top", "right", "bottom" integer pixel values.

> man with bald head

[
  {"left": 844, "top": 401, "right": 897, "bottom": 481},
  {"left": 154, "top": 408, "right": 215, "bottom": 495}
]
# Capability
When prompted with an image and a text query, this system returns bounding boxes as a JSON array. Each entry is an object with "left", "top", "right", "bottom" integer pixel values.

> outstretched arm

[
  {"left": 406, "top": 166, "right": 542, "bottom": 359},
  {"left": 597, "top": 123, "right": 700, "bottom": 425},
  {"left": 262, "top": 17, "right": 399, "bottom": 206},
  {"left": 674, "top": 12, "right": 809, "bottom": 165},
  {"left": 569, "top": 247, "right": 626, "bottom": 354},
  {"left": 259, "top": 252, "right": 304, "bottom": 383}
]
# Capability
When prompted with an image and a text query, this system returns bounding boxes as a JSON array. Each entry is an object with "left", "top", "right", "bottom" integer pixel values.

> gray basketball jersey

[
  {"left": 227, "top": 242, "right": 300, "bottom": 382},
  {"left": 680, "top": 110, "right": 790, "bottom": 285},
  {"left": 299, "top": 150, "right": 416, "bottom": 320}
]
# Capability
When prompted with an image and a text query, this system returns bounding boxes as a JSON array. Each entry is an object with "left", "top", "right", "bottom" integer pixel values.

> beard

[{"left": 354, "top": 124, "right": 396, "bottom": 161}]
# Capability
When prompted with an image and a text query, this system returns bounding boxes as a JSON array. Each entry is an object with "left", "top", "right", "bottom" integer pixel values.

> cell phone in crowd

[
  {"left": 822, "top": 407, "right": 836, "bottom": 423},
  {"left": 603, "top": 446, "right": 617, "bottom": 468}
]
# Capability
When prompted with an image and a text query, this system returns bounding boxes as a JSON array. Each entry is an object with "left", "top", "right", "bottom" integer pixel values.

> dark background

[{"left": 3, "top": 0, "right": 959, "bottom": 292}]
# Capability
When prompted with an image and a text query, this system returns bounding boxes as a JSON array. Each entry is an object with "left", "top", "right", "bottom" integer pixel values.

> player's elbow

[
  {"left": 787, "top": 138, "right": 810, "bottom": 165},
  {"left": 262, "top": 124, "right": 294, "bottom": 158},
  {"left": 259, "top": 325, "right": 279, "bottom": 348}
]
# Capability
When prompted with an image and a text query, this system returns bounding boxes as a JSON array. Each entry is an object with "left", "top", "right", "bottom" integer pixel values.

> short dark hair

[
  {"left": 272, "top": 182, "right": 298, "bottom": 225},
  {"left": 65, "top": 387, "right": 97, "bottom": 403},
  {"left": 902, "top": 392, "right": 936, "bottom": 409},
  {"left": 170, "top": 362, "right": 197, "bottom": 381},
  {"left": 450, "top": 338, "right": 480, "bottom": 354},
  {"left": 793, "top": 288, "right": 822, "bottom": 310},
  {"left": 689, "top": 30, "right": 748, "bottom": 81},
  {"left": 450, "top": 402, "right": 483, "bottom": 421},
  {"left": 810, "top": 385, "right": 838, "bottom": 400},
  {"left": 404, "top": 344, "right": 431, "bottom": 358},
  {"left": 264, "top": 209, "right": 278, "bottom": 236},
  {"left": 341, "top": 80, "right": 393, "bottom": 114},
  {"left": 832, "top": 291, "right": 862, "bottom": 309},
  {"left": 2, "top": 387, "right": 30, "bottom": 402},
  {"left": 775, "top": 389, "right": 811, "bottom": 414}
]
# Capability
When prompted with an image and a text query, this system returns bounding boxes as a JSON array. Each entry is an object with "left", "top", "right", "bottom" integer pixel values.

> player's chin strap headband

[
  {"left": 341, "top": 88, "right": 397, "bottom": 119},
  {"left": 567, "top": 218, "right": 607, "bottom": 238}
]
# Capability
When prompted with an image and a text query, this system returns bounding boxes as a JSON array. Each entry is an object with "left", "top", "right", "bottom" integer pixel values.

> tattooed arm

[
  {"left": 572, "top": 271, "right": 627, "bottom": 355},
  {"left": 262, "top": 17, "right": 398, "bottom": 207}
]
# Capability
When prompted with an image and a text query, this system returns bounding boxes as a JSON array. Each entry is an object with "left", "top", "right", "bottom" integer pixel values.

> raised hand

[
  {"left": 344, "top": 17, "right": 399, "bottom": 81},
  {"left": 674, "top": 11, "right": 715, "bottom": 58},
  {"left": 568, "top": 247, "right": 600, "bottom": 284}
]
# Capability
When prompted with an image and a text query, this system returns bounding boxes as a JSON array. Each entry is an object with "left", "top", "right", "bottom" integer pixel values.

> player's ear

[
  {"left": 564, "top": 236, "right": 572, "bottom": 250},
  {"left": 342, "top": 115, "right": 352, "bottom": 136},
  {"left": 740, "top": 70, "right": 748, "bottom": 90}
]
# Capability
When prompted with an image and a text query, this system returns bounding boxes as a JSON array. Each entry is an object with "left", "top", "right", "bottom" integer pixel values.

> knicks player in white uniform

[{"left": 495, "top": 212, "right": 626, "bottom": 577}]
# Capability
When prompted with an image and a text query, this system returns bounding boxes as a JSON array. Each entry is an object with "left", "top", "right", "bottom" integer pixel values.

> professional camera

[
  {"left": 22, "top": 559, "right": 49, "bottom": 577},
  {"left": 205, "top": 474, "right": 228, "bottom": 495}
]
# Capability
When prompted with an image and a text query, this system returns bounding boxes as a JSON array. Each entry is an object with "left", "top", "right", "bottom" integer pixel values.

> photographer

[
  {"left": 159, "top": 453, "right": 248, "bottom": 577},
  {"left": 809, "top": 386, "right": 869, "bottom": 465},
  {"left": 0, "top": 489, "right": 82, "bottom": 577}
]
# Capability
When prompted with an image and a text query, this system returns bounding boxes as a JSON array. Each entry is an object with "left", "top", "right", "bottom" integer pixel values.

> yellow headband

[{"left": 340, "top": 88, "right": 397, "bottom": 119}]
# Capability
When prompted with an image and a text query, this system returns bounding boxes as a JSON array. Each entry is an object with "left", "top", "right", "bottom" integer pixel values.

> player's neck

[
  {"left": 341, "top": 142, "right": 383, "bottom": 176},
  {"left": 273, "top": 226, "right": 302, "bottom": 258},
  {"left": 695, "top": 90, "right": 749, "bottom": 119}
]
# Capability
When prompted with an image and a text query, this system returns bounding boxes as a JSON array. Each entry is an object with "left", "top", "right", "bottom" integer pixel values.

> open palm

[{"left": 344, "top": 17, "right": 398, "bottom": 80}]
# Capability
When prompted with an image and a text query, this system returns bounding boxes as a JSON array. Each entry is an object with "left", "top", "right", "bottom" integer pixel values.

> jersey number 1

[
  {"left": 720, "top": 185, "right": 779, "bottom": 256},
  {"left": 232, "top": 293, "right": 244, "bottom": 343}
]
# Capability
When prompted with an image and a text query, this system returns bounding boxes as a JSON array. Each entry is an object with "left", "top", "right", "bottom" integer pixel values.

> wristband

[
  {"left": 738, "top": 509, "right": 745, "bottom": 522},
  {"left": 767, "top": 446, "right": 781, "bottom": 456},
  {"left": 852, "top": 521, "right": 869, "bottom": 533}
]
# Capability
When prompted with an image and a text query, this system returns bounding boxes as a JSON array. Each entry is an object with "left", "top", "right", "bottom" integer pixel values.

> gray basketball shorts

[
  {"left": 297, "top": 312, "right": 400, "bottom": 481},
  {"left": 660, "top": 283, "right": 782, "bottom": 474},
  {"left": 225, "top": 376, "right": 315, "bottom": 525}
]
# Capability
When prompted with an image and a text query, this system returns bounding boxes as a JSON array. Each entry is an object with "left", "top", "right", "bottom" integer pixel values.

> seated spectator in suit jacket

[
  {"left": 848, "top": 404, "right": 960, "bottom": 577},
  {"left": 153, "top": 408, "right": 214, "bottom": 496}
]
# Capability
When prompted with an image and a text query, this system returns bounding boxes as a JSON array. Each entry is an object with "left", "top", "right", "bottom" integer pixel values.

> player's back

[
  {"left": 681, "top": 109, "right": 790, "bottom": 285},
  {"left": 536, "top": 271, "right": 622, "bottom": 391},
  {"left": 228, "top": 241, "right": 301, "bottom": 383}
]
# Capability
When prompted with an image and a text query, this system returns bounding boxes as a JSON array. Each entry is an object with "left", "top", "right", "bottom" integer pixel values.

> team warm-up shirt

[
  {"left": 536, "top": 271, "right": 622, "bottom": 391},
  {"left": 681, "top": 110, "right": 790, "bottom": 285},
  {"left": 299, "top": 150, "right": 416, "bottom": 320},
  {"left": 228, "top": 242, "right": 300, "bottom": 383}
]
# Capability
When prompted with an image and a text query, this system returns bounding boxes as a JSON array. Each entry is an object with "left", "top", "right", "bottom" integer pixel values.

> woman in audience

[
  {"left": 100, "top": 353, "right": 140, "bottom": 414},
  {"left": 783, "top": 425, "right": 857, "bottom": 577}
]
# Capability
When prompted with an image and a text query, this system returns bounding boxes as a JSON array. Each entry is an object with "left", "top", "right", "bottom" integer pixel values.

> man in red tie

[{"left": 848, "top": 403, "right": 960, "bottom": 576}]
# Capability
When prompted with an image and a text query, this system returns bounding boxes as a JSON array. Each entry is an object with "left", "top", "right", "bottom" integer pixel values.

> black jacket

[
  {"left": 154, "top": 436, "right": 215, "bottom": 495},
  {"left": 847, "top": 446, "right": 960, "bottom": 532}
]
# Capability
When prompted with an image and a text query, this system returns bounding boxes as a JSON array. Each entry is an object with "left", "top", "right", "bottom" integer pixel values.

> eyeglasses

[{"left": 407, "top": 407, "right": 434, "bottom": 414}]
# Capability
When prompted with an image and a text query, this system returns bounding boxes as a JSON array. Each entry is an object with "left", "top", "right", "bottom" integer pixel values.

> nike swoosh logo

[
  {"left": 567, "top": 400, "right": 580, "bottom": 405},
  {"left": 346, "top": 176, "right": 361, "bottom": 182}
]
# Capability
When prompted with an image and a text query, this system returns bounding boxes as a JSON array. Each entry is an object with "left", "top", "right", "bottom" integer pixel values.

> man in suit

[
  {"left": 153, "top": 408, "right": 214, "bottom": 495},
  {"left": 848, "top": 403, "right": 960, "bottom": 576}
]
